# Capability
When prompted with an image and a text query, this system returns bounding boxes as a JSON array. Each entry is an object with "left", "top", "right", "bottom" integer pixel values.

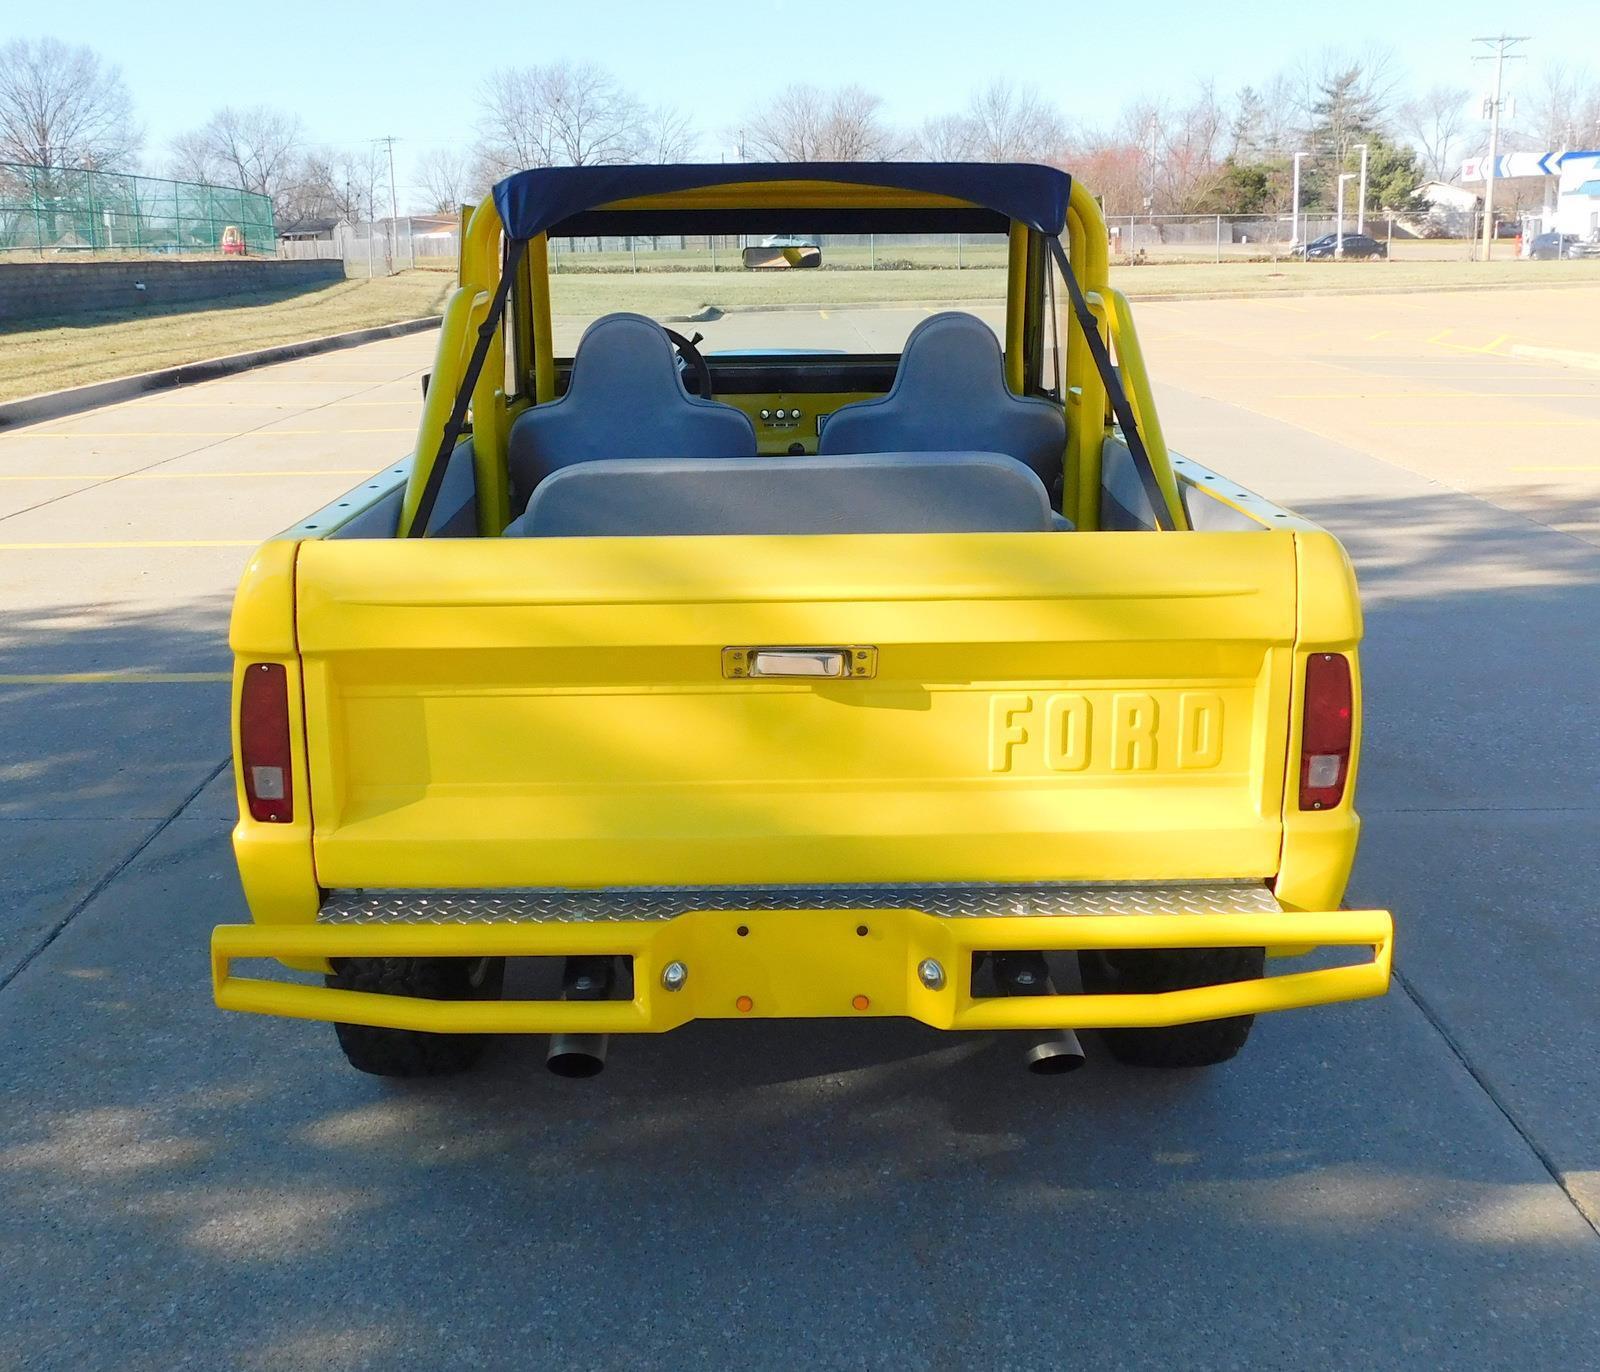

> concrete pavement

[{"left": 2, "top": 292, "right": 1598, "bottom": 1371}]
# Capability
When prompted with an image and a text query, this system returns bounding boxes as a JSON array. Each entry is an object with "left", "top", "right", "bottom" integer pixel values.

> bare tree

[
  {"left": 1521, "top": 63, "right": 1600, "bottom": 149},
  {"left": 171, "top": 106, "right": 305, "bottom": 216},
  {"left": 743, "top": 84, "right": 900, "bottom": 161},
  {"left": 167, "top": 130, "right": 224, "bottom": 186},
  {"left": 1065, "top": 131, "right": 1147, "bottom": 216},
  {"left": 1160, "top": 83, "right": 1228, "bottom": 211},
  {"left": 414, "top": 146, "right": 473, "bottom": 212},
  {"left": 824, "top": 86, "right": 901, "bottom": 159},
  {"left": 1104, "top": 85, "right": 1227, "bottom": 215},
  {"left": 915, "top": 113, "right": 978, "bottom": 161},
  {"left": 474, "top": 60, "right": 644, "bottom": 180},
  {"left": 1295, "top": 46, "right": 1404, "bottom": 159},
  {"left": 1400, "top": 86, "right": 1470, "bottom": 181},
  {"left": 1255, "top": 71, "right": 1300, "bottom": 155},
  {"left": 335, "top": 146, "right": 385, "bottom": 221},
  {"left": 543, "top": 62, "right": 644, "bottom": 166},
  {"left": 633, "top": 104, "right": 698, "bottom": 163},
  {"left": 743, "top": 86, "right": 824, "bottom": 160},
  {"left": 962, "top": 79, "right": 1066, "bottom": 162},
  {"left": 0, "top": 37, "right": 141, "bottom": 169}
]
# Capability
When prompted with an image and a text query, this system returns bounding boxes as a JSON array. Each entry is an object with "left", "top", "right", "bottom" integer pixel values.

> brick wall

[{"left": 0, "top": 259, "right": 345, "bottom": 323}]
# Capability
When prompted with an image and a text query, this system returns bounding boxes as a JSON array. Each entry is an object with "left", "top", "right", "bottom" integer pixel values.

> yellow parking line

[
  {"left": 0, "top": 540, "right": 257, "bottom": 549},
  {"left": 126, "top": 401, "right": 417, "bottom": 409},
  {"left": 1389, "top": 419, "right": 1600, "bottom": 427},
  {"left": 1271, "top": 391, "right": 1599, "bottom": 400},
  {"left": 0, "top": 672, "right": 231, "bottom": 684},
  {"left": 1431, "top": 334, "right": 1510, "bottom": 355},
  {"left": 64, "top": 427, "right": 407, "bottom": 438},
  {"left": 0, "top": 469, "right": 374, "bottom": 481}
]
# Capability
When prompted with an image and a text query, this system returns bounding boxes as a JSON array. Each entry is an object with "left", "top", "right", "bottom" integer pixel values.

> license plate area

[{"left": 673, "top": 908, "right": 909, "bottom": 1018}]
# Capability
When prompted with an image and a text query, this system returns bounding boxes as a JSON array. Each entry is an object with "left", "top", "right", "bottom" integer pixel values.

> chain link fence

[
  {"left": 278, "top": 218, "right": 468, "bottom": 276},
  {"left": 0, "top": 162, "right": 276, "bottom": 259},
  {"left": 268, "top": 214, "right": 1504, "bottom": 278}
]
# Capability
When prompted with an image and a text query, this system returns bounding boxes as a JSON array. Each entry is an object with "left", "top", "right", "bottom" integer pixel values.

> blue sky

[{"left": 18, "top": 0, "right": 1591, "bottom": 203}]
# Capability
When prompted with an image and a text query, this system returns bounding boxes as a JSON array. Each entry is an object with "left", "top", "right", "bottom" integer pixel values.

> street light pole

[
  {"left": 1336, "top": 173, "right": 1357, "bottom": 257},
  {"left": 1352, "top": 143, "right": 1369, "bottom": 234},
  {"left": 1144, "top": 114, "right": 1160, "bottom": 224},
  {"left": 1473, "top": 35, "right": 1530, "bottom": 262},
  {"left": 1291, "top": 151, "right": 1305, "bottom": 247}
]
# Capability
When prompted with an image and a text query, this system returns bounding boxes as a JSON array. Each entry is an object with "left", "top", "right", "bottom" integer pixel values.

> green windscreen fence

[{"left": 0, "top": 163, "right": 277, "bottom": 257}]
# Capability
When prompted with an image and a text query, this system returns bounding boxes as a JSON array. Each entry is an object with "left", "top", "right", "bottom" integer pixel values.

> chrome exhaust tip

[
  {"left": 546, "top": 1033, "right": 608, "bottom": 1079},
  {"left": 1023, "top": 1028, "right": 1086, "bottom": 1075},
  {"left": 546, "top": 955, "right": 616, "bottom": 1079},
  {"left": 991, "top": 953, "right": 1086, "bottom": 1074}
]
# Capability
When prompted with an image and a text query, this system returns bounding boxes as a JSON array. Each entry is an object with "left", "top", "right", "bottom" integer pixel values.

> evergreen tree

[
  {"left": 1230, "top": 86, "right": 1267, "bottom": 159},
  {"left": 1308, "top": 65, "right": 1385, "bottom": 163}
]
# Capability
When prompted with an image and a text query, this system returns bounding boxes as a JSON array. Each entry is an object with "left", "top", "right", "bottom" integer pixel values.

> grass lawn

[
  {"left": 0, "top": 272, "right": 450, "bottom": 403},
  {"left": 5, "top": 257, "right": 1596, "bottom": 405},
  {"left": 548, "top": 257, "right": 1600, "bottom": 319}
]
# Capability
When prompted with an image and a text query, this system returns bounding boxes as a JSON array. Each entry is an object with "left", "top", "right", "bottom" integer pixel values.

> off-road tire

[
  {"left": 327, "top": 956, "right": 505, "bottom": 1078},
  {"left": 1077, "top": 945, "right": 1263, "bottom": 1068}
]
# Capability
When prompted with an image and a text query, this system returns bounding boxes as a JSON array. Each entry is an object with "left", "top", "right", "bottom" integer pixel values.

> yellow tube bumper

[{"left": 212, "top": 906, "right": 1392, "bottom": 1034}]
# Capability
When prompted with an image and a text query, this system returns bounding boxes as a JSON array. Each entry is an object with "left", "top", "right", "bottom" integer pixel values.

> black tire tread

[
  {"left": 1079, "top": 945, "right": 1263, "bottom": 1069},
  {"left": 326, "top": 956, "right": 503, "bottom": 1078}
]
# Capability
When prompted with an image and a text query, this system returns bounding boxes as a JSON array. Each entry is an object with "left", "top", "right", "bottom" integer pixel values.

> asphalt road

[{"left": 2, "top": 290, "right": 1598, "bottom": 1371}]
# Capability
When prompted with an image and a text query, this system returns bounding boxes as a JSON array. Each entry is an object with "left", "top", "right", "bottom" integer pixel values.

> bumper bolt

[
  {"left": 660, "top": 960, "right": 689, "bottom": 991},
  {"left": 917, "top": 958, "right": 946, "bottom": 991}
]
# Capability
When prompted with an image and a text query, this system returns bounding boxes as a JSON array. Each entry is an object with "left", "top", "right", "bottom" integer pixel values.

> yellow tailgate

[{"left": 291, "top": 530, "right": 1299, "bottom": 892}]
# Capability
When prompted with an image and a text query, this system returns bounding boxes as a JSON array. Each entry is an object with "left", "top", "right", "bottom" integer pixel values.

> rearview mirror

[{"left": 742, "top": 241, "right": 822, "bottom": 270}]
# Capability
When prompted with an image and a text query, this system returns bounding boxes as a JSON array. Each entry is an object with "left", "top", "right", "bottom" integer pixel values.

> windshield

[{"left": 548, "top": 231, "right": 1011, "bottom": 358}]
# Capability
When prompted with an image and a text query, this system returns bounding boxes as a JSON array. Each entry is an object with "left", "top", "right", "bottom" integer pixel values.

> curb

[
  {"left": 1509, "top": 342, "right": 1600, "bottom": 372},
  {"left": 0, "top": 314, "right": 442, "bottom": 432}
]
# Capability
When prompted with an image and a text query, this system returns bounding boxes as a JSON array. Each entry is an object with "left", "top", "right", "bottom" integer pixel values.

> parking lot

[{"left": 3, "top": 285, "right": 1598, "bottom": 1370}]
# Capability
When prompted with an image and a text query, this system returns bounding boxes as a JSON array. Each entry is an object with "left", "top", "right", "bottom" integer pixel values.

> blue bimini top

[{"left": 491, "top": 162, "right": 1073, "bottom": 241}]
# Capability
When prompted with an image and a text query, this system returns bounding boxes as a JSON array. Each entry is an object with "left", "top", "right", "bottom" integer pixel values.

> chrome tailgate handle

[
  {"left": 722, "top": 646, "right": 878, "bottom": 679},
  {"left": 753, "top": 649, "right": 845, "bottom": 677}
]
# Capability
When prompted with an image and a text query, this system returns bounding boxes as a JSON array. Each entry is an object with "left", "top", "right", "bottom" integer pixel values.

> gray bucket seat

[
  {"left": 817, "top": 311, "right": 1067, "bottom": 493},
  {"left": 507, "top": 311, "right": 756, "bottom": 514}
]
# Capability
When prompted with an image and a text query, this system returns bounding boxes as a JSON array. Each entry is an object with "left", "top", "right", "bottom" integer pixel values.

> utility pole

[
  {"left": 1473, "top": 35, "right": 1530, "bottom": 262},
  {"left": 381, "top": 135, "right": 402, "bottom": 269},
  {"left": 1352, "top": 142, "right": 1369, "bottom": 234}
]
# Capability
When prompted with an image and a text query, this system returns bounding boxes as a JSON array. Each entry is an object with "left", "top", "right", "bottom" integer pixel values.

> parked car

[
  {"left": 1291, "top": 232, "right": 1388, "bottom": 260},
  {"left": 1527, "top": 231, "right": 1581, "bottom": 260},
  {"left": 1564, "top": 230, "right": 1600, "bottom": 259}
]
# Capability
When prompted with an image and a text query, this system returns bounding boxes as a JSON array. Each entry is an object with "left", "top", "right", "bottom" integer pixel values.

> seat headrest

[
  {"left": 567, "top": 311, "right": 690, "bottom": 403},
  {"left": 893, "top": 311, "right": 1011, "bottom": 397}
]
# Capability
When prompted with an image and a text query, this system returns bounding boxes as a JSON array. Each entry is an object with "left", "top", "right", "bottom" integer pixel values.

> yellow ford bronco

[{"left": 213, "top": 163, "right": 1394, "bottom": 1079}]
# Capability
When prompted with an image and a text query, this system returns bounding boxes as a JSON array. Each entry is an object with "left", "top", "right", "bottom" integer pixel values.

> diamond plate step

[{"left": 318, "top": 881, "right": 1281, "bottom": 925}]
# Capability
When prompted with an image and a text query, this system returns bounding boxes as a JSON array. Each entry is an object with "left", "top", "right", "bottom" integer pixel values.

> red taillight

[
  {"left": 1299, "top": 652, "right": 1353, "bottom": 810},
  {"left": 240, "top": 662, "right": 293, "bottom": 823}
]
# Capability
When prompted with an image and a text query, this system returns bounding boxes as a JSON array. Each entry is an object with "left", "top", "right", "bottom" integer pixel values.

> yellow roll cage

[{"left": 400, "top": 176, "right": 1188, "bottom": 539}]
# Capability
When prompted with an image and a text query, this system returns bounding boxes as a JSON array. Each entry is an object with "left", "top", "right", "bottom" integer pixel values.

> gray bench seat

[{"left": 503, "top": 451, "right": 1061, "bottom": 537}]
